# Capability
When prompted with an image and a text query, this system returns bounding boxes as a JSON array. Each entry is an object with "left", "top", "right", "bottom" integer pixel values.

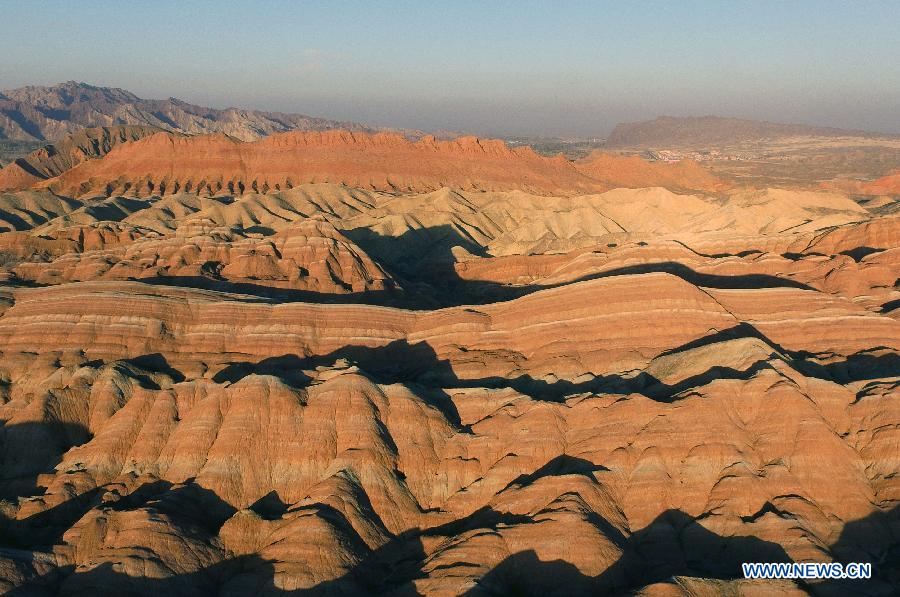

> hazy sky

[{"left": 2, "top": 0, "right": 899, "bottom": 136}]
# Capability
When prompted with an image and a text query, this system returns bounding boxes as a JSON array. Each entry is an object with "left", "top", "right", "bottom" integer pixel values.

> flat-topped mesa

[{"left": 42, "top": 130, "right": 602, "bottom": 197}]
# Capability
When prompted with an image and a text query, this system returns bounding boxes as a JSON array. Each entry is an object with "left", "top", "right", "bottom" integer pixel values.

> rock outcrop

[
  {"left": 0, "top": 153, "right": 898, "bottom": 596},
  {"left": 0, "top": 125, "right": 163, "bottom": 191},
  {"left": 39, "top": 131, "right": 602, "bottom": 197}
]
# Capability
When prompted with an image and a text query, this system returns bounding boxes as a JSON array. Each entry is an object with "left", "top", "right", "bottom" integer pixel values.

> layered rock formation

[
  {"left": 0, "top": 147, "right": 898, "bottom": 596},
  {"left": 0, "top": 126, "right": 759, "bottom": 198},
  {"left": 0, "top": 126, "right": 163, "bottom": 191},
  {"left": 37, "top": 131, "right": 602, "bottom": 197},
  {"left": 4, "top": 218, "right": 393, "bottom": 296}
]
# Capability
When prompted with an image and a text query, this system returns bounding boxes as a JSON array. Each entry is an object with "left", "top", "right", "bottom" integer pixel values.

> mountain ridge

[
  {"left": 0, "top": 125, "right": 164, "bottom": 190},
  {"left": 24, "top": 129, "right": 740, "bottom": 198},
  {"left": 0, "top": 81, "right": 382, "bottom": 142},
  {"left": 38, "top": 129, "right": 601, "bottom": 197}
]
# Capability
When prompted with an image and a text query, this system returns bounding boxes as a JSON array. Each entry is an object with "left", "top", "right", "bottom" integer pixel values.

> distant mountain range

[
  {"left": 2, "top": 82, "right": 896, "bottom": 154},
  {"left": 0, "top": 81, "right": 380, "bottom": 142},
  {"left": 605, "top": 116, "right": 896, "bottom": 148}
]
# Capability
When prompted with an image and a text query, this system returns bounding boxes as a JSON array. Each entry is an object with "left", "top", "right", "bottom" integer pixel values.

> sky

[{"left": 1, "top": 0, "right": 899, "bottom": 137}]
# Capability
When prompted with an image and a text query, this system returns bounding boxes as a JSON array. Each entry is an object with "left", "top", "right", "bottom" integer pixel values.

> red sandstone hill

[
  {"left": 35, "top": 130, "right": 734, "bottom": 198},
  {"left": 41, "top": 130, "right": 603, "bottom": 196},
  {"left": 0, "top": 125, "right": 162, "bottom": 191},
  {"left": 574, "top": 150, "right": 729, "bottom": 193},
  {"left": 823, "top": 170, "right": 900, "bottom": 196}
]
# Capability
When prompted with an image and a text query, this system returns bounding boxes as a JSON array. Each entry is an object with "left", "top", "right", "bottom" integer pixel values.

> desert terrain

[{"left": 0, "top": 86, "right": 898, "bottom": 596}]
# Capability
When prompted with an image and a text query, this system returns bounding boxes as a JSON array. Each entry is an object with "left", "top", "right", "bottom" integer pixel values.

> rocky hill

[
  {"left": 0, "top": 129, "right": 742, "bottom": 198},
  {"left": 0, "top": 81, "right": 376, "bottom": 142},
  {"left": 574, "top": 150, "right": 728, "bottom": 193},
  {"left": 38, "top": 130, "right": 603, "bottom": 197},
  {"left": 0, "top": 125, "right": 163, "bottom": 190}
]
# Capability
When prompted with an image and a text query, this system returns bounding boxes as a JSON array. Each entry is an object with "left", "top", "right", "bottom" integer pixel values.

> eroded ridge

[{"left": 0, "top": 174, "right": 898, "bottom": 595}]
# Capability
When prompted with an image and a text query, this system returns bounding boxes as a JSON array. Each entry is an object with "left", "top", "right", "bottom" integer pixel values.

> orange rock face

[
  {"left": 0, "top": 127, "right": 738, "bottom": 197},
  {"left": 822, "top": 170, "right": 900, "bottom": 196},
  {"left": 40, "top": 130, "right": 604, "bottom": 197},
  {"left": 0, "top": 125, "right": 162, "bottom": 191},
  {"left": 0, "top": 143, "right": 898, "bottom": 596},
  {"left": 574, "top": 150, "right": 730, "bottom": 193}
]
